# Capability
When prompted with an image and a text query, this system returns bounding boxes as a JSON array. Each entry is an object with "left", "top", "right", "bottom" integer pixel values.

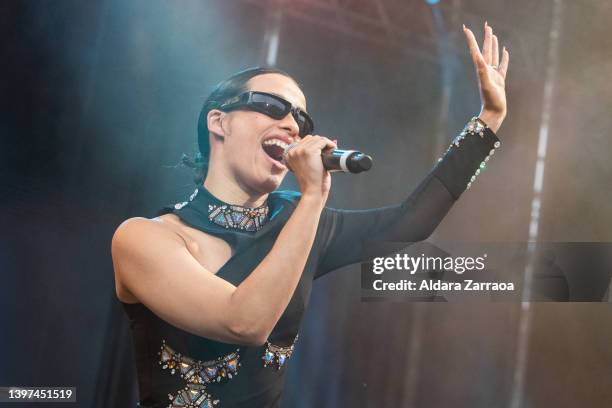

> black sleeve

[{"left": 314, "top": 127, "right": 500, "bottom": 279}]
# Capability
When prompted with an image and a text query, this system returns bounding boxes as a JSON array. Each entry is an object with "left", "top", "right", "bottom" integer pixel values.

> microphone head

[{"left": 348, "top": 153, "right": 373, "bottom": 173}]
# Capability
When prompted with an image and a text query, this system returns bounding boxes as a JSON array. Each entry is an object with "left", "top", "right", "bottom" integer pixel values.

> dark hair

[{"left": 182, "top": 66, "right": 299, "bottom": 185}]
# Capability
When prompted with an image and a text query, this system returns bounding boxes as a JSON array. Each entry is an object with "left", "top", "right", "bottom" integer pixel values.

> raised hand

[{"left": 463, "top": 22, "right": 510, "bottom": 133}]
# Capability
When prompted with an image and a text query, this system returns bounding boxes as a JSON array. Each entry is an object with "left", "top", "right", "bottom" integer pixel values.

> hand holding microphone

[
  {"left": 283, "top": 138, "right": 373, "bottom": 174},
  {"left": 282, "top": 135, "right": 337, "bottom": 198}
]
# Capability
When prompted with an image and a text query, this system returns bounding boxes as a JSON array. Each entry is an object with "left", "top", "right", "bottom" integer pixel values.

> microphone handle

[
  {"left": 283, "top": 144, "right": 373, "bottom": 174},
  {"left": 321, "top": 149, "right": 373, "bottom": 173}
]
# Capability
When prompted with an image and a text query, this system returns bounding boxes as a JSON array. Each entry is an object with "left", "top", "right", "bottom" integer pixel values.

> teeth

[{"left": 262, "top": 139, "right": 289, "bottom": 149}]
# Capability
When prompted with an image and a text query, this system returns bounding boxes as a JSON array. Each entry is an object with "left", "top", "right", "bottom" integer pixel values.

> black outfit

[{"left": 121, "top": 127, "right": 500, "bottom": 408}]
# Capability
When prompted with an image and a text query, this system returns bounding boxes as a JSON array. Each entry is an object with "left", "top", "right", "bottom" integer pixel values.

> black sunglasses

[{"left": 219, "top": 91, "right": 314, "bottom": 138}]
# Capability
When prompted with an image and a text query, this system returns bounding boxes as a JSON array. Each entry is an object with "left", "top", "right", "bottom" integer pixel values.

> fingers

[
  {"left": 465, "top": 22, "right": 507, "bottom": 72},
  {"left": 283, "top": 135, "right": 337, "bottom": 172},
  {"left": 291, "top": 135, "right": 336, "bottom": 154},
  {"left": 492, "top": 34, "right": 499, "bottom": 67},
  {"left": 499, "top": 46, "right": 510, "bottom": 78},
  {"left": 483, "top": 22, "right": 492, "bottom": 65},
  {"left": 310, "top": 135, "right": 337, "bottom": 151},
  {"left": 463, "top": 25, "right": 486, "bottom": 72}
]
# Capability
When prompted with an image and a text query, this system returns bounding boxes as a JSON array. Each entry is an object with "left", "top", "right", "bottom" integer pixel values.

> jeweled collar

[{"left": 174, "top": 186, "right": 269, "bottom": 232}]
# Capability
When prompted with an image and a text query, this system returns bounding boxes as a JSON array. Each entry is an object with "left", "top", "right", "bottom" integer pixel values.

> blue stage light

[{"left": 426, "top": 0, "right": 440, "bottom": 5}]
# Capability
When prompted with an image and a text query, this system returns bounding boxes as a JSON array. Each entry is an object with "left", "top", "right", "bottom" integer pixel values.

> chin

[
  {"left": 255, "top": 161, "right": 288, "bottom": 192},
  {"left": 258, "top": 174, "right": 284, "bottom": 193},
  {"left": 243, "top": 171, "right": 284, "bottom": 195}
]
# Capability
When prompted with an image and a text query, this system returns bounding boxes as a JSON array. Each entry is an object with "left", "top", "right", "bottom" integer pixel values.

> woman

[{"left": 112, "top": 24, "right": 509, "bottom": 408}]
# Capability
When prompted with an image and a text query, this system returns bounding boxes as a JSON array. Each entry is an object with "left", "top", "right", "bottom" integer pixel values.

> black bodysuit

[{"left": 121, "top": 126, "right": 500, "bottom": 408}]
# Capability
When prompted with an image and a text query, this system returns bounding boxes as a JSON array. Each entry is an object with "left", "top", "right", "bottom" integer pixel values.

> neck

[{"left": 203, "top": 167, "right": 268, "bottom": 208}]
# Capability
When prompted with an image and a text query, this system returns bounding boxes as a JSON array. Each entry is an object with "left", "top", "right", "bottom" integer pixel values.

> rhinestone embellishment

[
  {"left": 174, "top": 188, "right": 200, "bottom": 210},
  {"left": 436, "top": 117, "right": 501, "bottom": 191},
  {"left": 207, "top": 203, "right": 269, "bottom": 232},
  {"left": 465, "top": 116, "right": 487, "bottom": 137},
  {"left": 159, "top": 340, "right": 241, "bottom": 407},
  {"left": 262, "top": 335, "right": 299, "bottom": 370},
  {"left": 166, "top": 384, "right": 217, "bottom": 408},
  {"left": 172, "top": 188, "right": 269, "bottom": 232},
  {"left": 439, "top": 117, "right": 489, "bottom": 160}
]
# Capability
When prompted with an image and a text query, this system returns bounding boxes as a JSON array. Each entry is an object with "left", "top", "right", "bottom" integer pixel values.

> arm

[
  {"left": 315, "top": 124, "right": 500, "bottom": 278},
  {"left": 315, "top": 22, "right": 510, "bottom": 278},
  {"left": 113, "top": 194, "right": 324, "bottom": 347}
]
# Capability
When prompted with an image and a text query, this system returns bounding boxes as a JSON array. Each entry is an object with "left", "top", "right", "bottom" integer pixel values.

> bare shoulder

[
  {"left": 112, "top": 215, "right": 185, "bottom": 249},
  {"left": 112, "top": 216, "right": 188, "bottom": 301}
]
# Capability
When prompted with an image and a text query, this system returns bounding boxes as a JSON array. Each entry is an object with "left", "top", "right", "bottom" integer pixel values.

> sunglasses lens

[
  {"left": 294, "top": 111, "right": 314, "bottom": 137},
  {"left": 241, "top": 92, "right": 314, "bottom": 137},
  {"left": 250, "top": 93, "right": 288, "bottom": 119}
]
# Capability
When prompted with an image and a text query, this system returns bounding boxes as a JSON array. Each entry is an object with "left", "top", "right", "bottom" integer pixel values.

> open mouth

[
  {"left": 262, "top": 139, "right": 289, "bottom": 163},
  {"left": 262, "top": 144, "right": 285, "bottom": 162}
]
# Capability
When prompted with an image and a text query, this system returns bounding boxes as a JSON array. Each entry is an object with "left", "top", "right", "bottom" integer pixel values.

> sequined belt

[{"left": 158, "top": 336, "right": 298, "bottom": 407}]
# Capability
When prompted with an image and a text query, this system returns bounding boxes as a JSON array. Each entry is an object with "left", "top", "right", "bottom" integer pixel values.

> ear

[{"left": 207, "top": 109, "right": 227, "bottom": 139}]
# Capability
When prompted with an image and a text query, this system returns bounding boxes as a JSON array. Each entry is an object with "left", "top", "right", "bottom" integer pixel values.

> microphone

[
  {"left": 321, "top": 149, "right": 373, "bottom": 173},
  {"left": 283, "top": 144, "right": 373, "bottom": 173}
]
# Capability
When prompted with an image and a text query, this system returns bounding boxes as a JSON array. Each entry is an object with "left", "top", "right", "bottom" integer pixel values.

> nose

[{"left": 277, "top": 111, "right": 300, "bottom": 138}]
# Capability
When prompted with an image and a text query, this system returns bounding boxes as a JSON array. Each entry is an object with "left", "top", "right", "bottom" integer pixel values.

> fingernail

[{"left": 462, "top": 24, "right": 466, "bottom": 30}]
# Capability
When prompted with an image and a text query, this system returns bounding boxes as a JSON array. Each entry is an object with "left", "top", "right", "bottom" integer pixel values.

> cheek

[
  {"left": 228, "top": 114, "right": 276, "bottom": 155},
  {"left": 224, "top": 117, "right": 267, "bottom": 170},
  {"left": 242, "top": 111, "right": 278, "bottom": 132}
]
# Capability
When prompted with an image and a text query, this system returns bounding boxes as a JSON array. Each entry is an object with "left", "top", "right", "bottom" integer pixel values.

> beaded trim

[
  {"left": 174, "top": 188, "right": 199, "bottom": 211},
  {"left": 166, "top": 383, "right": 217, "bottom": 408},
  {"left": 462, "top": 116, "right": 488, "bottom": 138},
  {"left": 437, "top": 116, "right": 501, "bottom": 191},
  {"left": 173, "top": 188, "right": 270, "bottom": 232},
  {"left": 207, "top": 203, "right": 269, "bottom": 232},
  {"left": 159, "top": 340, "right": 241, "bottom": 407},
  {"left": 262, "top": 335, "right": 299, "bottom": 370}
]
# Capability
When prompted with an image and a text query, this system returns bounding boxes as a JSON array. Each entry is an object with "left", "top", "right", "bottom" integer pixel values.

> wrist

[
  {"left": 478, "top": 109, "right": 506, "bottom": 133},
  {"left": 300, "top": 190, "right": 328, "bottom": 207}
]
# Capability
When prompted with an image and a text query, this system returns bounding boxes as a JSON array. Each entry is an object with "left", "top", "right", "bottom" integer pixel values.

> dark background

[{"left": 1, "top": 1, "right": 611, "bottom": 407}]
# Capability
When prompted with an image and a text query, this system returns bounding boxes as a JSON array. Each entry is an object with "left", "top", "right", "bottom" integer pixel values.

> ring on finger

[{"left": 282, "top": 142, "right": 299, "bottom": 162}]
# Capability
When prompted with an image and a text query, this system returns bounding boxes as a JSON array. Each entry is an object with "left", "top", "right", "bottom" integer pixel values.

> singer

[{"left": 112, "top": 23, "right": 509, "bottom": 408}]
